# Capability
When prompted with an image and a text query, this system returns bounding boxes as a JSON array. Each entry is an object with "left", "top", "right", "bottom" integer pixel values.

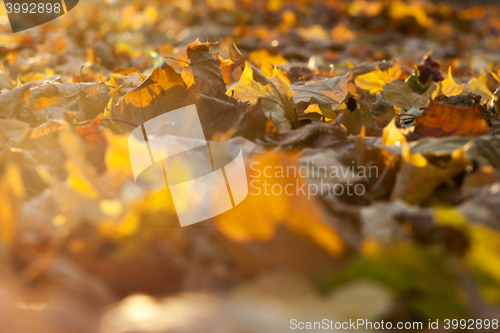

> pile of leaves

[{"left": 2, "top": 0, "right": 500, "bottom": 331}]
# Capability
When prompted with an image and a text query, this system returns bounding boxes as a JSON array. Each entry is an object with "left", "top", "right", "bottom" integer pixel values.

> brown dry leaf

[
  {"left": 228, "top": 62, "right": 295, "bottom": 132},
  {"left": 267, "top": 122, "right": 349, "bottom": 150},
  {"left": 187, "top": 39, "right": 226, "bottom": 95},
  {"left": 233, "top": 99, "right": 278, "bottom": 141},
  {"left": 413, "top": 99, "right": 490, "bottom": 138},
  {"left": 195, "top": 91, "right": 248, "bottom": 141},
  {"left": 382, "top": 80, "right": 435, "bottom": 110},
  {"left": 337, "top": 94, "right": 397, "bottom": 136},
  {"left": 291, "top": 71, "right": 356, "bottom": 114}
]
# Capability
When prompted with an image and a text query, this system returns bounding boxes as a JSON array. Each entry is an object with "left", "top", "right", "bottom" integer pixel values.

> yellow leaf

[
  {"left": 228, "top": 62, "right": 295, "bottom": 132},
  {"left": 181, "top": 66, "right": 195, "bottom": 88},
  {"left": 218, "top": 55, "right": 234, "bottom": 68},
  {"left": 124, "top": 62, "right": 186, "bottom": 108},
  {"left": 355, "top": 64, "right": 402, "bottom": 94},
  {"left": 432, "top": 68, "right": 464, "bottom": 98},
  {"left": 382, "top": 118, "right": 408, "bottom": 146}
]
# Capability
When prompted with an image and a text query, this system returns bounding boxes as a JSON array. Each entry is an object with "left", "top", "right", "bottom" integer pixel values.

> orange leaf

[{"left": 414, "top": 99, "right": 490, "bottom": 138}]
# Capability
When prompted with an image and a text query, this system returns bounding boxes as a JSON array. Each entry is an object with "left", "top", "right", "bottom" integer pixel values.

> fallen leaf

[
  {"left": 228, "top": 62, "right": 295, "bottom": 132},
  {"left": 382, "top": 118, "right": 407, "bottom": 145},
  {"left": 413, "top": 98, "right": 490, "bottom": 138},
  {"left": 382, "top": 79, "right": 435, "bottom": 110},
  {"left": 265, "top": 122, "right": 349, "bottom": 150},
  {"left": 432, "top": 68, "right": 464, "bottom": 98},
  {"left": 355, "top": 64, "right": 402, "bottom": 94},
  {"left": 187, "top": 39, "right": 226, "bottom": 95},
  {"left": 233, "top": 99, "right": 278, "bottom": 141},
  {"left": 116, "top": 61, "right": 196, "bottom": 124},
  {"left": 292, "top": 71, "right": 356, "bottom": 114},
  {"left": 195, "top": 91, "right": 248, "bottom": 141}
]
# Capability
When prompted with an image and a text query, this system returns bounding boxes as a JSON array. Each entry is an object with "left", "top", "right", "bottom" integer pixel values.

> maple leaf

[
  {"left": 228, "top": 62, "right": 295, "bottom": 132},
  {"left": 432, "top": 68, "right": 464, "bottom": 98},
  {"left": 187, "top": 39, "right": 226, "bottom": 95},
  {"left": 116, "top": 61, "right": 196, "bottom": 124},
  {"left": 382, "top": 79, "right": 435, "bottom": 110},
  {"left": 355, "top": 64, "right": 402, "bottom": 94},
  {"left": 291, "top": 71, "right": 356, "bottom": 114},
  {"left": 195, "top": 91, "right": 248, "bottom": 141},
  {"left": 413, "top": 98, "right": 490, "bottom": 138},
  {"left": 233, "top": 99, "right": 278, "bottom": 141}
]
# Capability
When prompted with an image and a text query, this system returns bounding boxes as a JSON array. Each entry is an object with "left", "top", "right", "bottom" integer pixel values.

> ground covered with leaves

[{"left": 2, "top": 0, "right": 500, "bottom": 331}]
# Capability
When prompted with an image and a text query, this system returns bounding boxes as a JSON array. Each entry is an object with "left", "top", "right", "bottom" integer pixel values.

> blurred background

[{"left": 2, "top": 0, "right": 500, "bottom": 79}]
